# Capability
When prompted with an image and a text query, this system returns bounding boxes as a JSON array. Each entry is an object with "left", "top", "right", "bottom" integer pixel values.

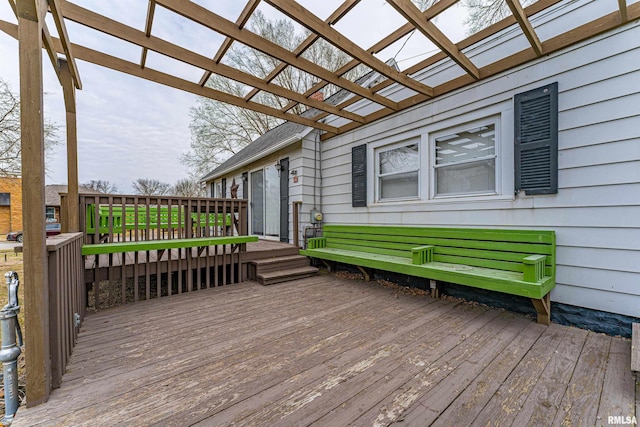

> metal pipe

[{"left": 1, "top": 271, "right": 23, "bottom": 425}]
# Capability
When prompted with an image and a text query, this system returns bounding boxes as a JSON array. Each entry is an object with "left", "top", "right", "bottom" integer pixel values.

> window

[
  {"left": 215, "top": 182, "right": 222, "bottom": 198},
  {"left": 376, "top": 142, "right": 419, "bottom": 201},
  {"left": 432, "top": 121, "right": 497, "bottom": 197},
  {"left": 46, "top": 206, "right": 56, "bottom": 222}
]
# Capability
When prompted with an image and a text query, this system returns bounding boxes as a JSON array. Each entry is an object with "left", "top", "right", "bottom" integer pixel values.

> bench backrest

[
  {"left": 85, "top": 204, "right": 231, "bottom": 234},
  {"left": 321, "top": 224, "right": 556, "bottom": 278}
]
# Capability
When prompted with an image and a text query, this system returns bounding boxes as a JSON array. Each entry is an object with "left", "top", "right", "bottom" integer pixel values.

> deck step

[
  {"left": 252, "top": 255, "right": 311, "bottom": 274},
  {"left": 257, "top": 266, "right": 319, "bottom": 286}
]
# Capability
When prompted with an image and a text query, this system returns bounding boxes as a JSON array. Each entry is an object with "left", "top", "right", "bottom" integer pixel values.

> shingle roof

[
  {"left": 45, "top": 185, "right": 97, "bottom": 206},
  {"left": 200, "top": 63, "right": 393, "bottom": 182}
]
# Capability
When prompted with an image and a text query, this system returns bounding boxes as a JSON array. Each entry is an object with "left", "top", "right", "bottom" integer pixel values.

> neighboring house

[
  {"left": 0, "top": 175, "right": 22, "bottom": 234},
  {"left": 45, "top": 184, "right": 96, "bottom": 223},
  {"left": 203, "top": 1, "right": 640, "bottom": 329}
]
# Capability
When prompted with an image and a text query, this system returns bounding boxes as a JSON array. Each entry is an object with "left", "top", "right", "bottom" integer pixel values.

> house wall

[
  {"left": 0, "top": 176, "right": 23, "bottom": 235},
  {"left": 206, "top": 137, "right": 321, "bottom": 245},
  {"left": 319, "top": 13, "right": 640, "bottom": 317}
]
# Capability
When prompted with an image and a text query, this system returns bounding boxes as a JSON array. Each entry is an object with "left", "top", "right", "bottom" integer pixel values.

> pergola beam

[
  {"left": 326, "top": 2, "right": 639, "bottom": 139},
  {"left": 72, "top": 49, "right": 341, "bottom": 133},
  {"left": 7, "top": 0, "right": 17, "bottom": 16},
  {"left": 59, "top": 58, "right": 79, "bottom": 232},
  {"left": 504, "top": 0, "right": 543, "bottom": 56},
  {"left": 10, "top": 0, "right": 63, "bottom": 82},
  {"left": 41, "top": 23, "right": 60, "bottom": 80},
  {"left": 140, "top": 0, "right": 156, "bottom": 69},
  {"left": 155, "top": 0, "right": 398, "bottom": 111},
  {"left": 618, "top": 0, "right": 628, "bottom": 22},
  {"left": 264, "top": 0, "right": 434, "bottom": 97},
  {"left": 58, "top": 1, "right": 366, "bottom": 124},
  {"left": 198, "top": 0, "right": 260, "bottom": 86},
  {"left": 279, "top": 0, "right": 456, "bottom": 113},
  {"left": 244, "top": 0, "right": 360, "bottom": 102},
  {"left": 386, "top": 0, "right": 480, "bottom": 80},
  {"left": 48, "top": 0, "right": 81, "bottom": 89},
  {"left": 0, "top": 19, "right": 342, "bottom": 132}
]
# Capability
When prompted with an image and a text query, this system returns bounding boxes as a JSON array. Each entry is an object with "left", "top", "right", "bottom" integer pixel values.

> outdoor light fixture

[{"left": 275, "top": 161, "right": 284, "bottom": 176}]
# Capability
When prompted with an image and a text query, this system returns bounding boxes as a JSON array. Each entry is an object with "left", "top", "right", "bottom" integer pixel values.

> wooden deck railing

[
  {"left": 46, "top": 232, "right": 85, "bottom": 389},
  {"left": 75, "top": 195, "right": 251, "bottom": 309},
  {"left": 77, "top": 194, "right": 248, "bottom": 244}
]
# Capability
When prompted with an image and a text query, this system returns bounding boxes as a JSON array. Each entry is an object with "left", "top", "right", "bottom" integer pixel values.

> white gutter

[{"left": 203, "top": 131, "right": 307, "bottom": 181}]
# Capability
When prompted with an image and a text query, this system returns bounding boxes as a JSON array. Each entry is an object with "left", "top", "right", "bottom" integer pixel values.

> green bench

[
  {"left": 85, "top": 204, "right": 233, "bottom": 235},
  {"left": 82, "top": 235, "right": 258, "bottom": 256},
  {"left": 299, "top": 225, "right": 555, "bottom": 325}
]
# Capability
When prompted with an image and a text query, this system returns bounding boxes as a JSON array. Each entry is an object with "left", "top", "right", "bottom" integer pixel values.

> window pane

[
  {"left": 436, "top": 159, "right": 495, "bottom": 196},
  {"left": 380, "top": 143, "right": 419, "bottom": 174},
  {"left": 380, "top": 171, "right": 419, "bottom": 199},
  {"left": 436, "top": 125, "right": 495, "bottom": 166}
]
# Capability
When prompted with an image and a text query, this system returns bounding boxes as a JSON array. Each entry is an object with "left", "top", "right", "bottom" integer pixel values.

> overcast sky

[{"left": 0, "top": 0, "right": 466, "bottom": 193}]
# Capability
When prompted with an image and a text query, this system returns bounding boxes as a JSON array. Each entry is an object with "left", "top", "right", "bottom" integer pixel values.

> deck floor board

[{"left": 13, "top": 274, "right": 634, "bottom": 426}]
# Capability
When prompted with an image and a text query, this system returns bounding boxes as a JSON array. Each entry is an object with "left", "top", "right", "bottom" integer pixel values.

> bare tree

[
  {"left": 81, "top": 179, "right": 118, "bottom": 194},
  {"left": 0, "top": 77, "right": 60, "bottom": 176},
  {"left": 463, "top": 0, "right": 536, "bottom": 34},
  {"left": 411, "top": 0, "right": 441, "bottom": 11},
  {"left": 132, "top": 178, "right": 172, "bottom": 196},
  {"left": 173, "top": 178, "right": 204, "bottom": 197},
  {"left": 182, "top": 10, "right": 369, "bottom": 179}
]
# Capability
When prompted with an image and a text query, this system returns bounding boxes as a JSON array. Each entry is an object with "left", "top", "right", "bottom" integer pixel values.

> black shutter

[
  {"left": 279, "top": 158, "right": 289, "bottom": 242},
  {"left": 352, "top": 144, "right": 367, "bottom": 207},
  {"left": 221, "top": 178, "right": 226, "bottom": 198},
  {"left": 514, "top": 82, "right": 558, "bottom": 195}
]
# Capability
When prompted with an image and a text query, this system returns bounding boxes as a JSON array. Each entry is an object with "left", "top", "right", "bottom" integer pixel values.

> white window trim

[
  {"left": 429, "top": 115, "right": 503, "bottom": 201},
  {"left": 373, "top": 138, "right": 422, "bottom": 203}
]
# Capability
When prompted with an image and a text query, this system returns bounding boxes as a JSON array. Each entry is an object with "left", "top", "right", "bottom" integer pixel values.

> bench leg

[
  {"left": 320, "top": 259, "right": 334, "bottom": 273},
  {"left": 531, "top": 293, "right": 551, "bottom": 325},
  {"left": 430, "top": 280, "right": 441, "bottom": 298},
  {"left": 356, "top": 266, "right": 371, "bottom": 282}
]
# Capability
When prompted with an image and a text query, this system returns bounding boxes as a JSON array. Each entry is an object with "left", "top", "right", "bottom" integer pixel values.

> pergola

[{"left": 1, "top": 0, "right": 636, "bottom": 406}]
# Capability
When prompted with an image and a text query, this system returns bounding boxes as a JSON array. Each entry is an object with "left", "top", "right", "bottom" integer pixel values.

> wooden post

[
  {"left": 17, "top": 0, "right": 51, "bottom": 406},
  {"left": 60, "top": 59, "right": 79, "bottom": 232}
]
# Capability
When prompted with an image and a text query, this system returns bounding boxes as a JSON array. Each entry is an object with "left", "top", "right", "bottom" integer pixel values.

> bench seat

[
  {"left": 82, "top": 235, "right": 258, "bottom": 256},
  {"left": 299, "top": 247, "right": 553, "bottom": 299},
  {"left": 299, "top": 225, "right": 555, "bottom": 325}
]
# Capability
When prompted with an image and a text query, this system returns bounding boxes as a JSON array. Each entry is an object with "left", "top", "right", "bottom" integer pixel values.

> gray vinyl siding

[{"left": 318, "top": 19, "right": 640, "bottom": 317}]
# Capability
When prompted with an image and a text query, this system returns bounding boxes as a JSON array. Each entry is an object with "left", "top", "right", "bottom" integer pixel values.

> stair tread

[
  {"left": 257, "top": 266, "right": 319, "bottom": 279},
  {"left": 251, "top": 255, "right": 307, "bottom": 265}
]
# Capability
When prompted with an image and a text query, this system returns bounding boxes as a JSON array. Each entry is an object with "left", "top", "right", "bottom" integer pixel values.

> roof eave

[{"left": 201, "top": 128, "right": 313, "bottom": 182}]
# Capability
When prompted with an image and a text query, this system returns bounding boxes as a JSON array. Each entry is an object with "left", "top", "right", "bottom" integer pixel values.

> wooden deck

[{"left": 13, "top": 274, "right": 635, "bottom": 426}]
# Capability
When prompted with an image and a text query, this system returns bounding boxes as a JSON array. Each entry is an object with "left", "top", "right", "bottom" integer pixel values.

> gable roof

[{"left": 201, "top": 62, "right": 396, "bottom": 182}]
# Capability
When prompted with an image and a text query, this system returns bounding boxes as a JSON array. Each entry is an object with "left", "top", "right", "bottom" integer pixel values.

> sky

[{"left": 0, "top": 0, "right": 467, "bottom": 194}]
